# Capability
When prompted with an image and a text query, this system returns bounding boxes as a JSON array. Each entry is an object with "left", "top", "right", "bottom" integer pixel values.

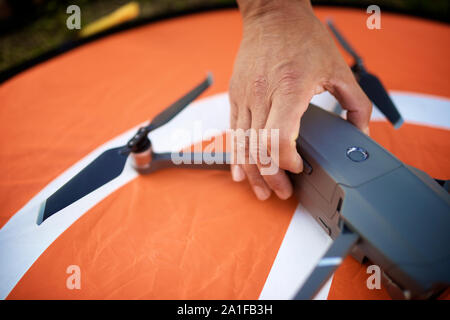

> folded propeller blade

[
  {"left": 358, "top": 71, "right": 404, "bottom": 128},
  {"left": 327, "top": 20, "right": 403, "bottom": 128},
  {"left": 37, "top": 74, "right": 213, "bottom": 225},
  {"left": 37, "top": 146, "right": 130, "bottom": 225},
  {"left": 146, "top": 73, "right": 213, "bottom": 132}
]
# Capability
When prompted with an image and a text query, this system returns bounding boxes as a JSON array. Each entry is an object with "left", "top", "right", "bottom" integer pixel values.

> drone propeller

[
  {"left": 357, "top": 70, "right": 404, "bottom": 128},
  {"left": 327, "top": 20, "right": 404, "bottom": 128},
  {"left": 37, "top": 74, "right": 213, "bottom": 225}
]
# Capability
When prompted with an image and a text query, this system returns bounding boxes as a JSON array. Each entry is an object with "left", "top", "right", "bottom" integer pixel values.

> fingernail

[
  {"left": 231, "top": 165, "right": 245, "bottom": 182},
  {"left": 253, "top": 186, "right": 271, "bottom": 201}
]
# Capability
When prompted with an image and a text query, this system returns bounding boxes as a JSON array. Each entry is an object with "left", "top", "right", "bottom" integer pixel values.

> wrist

[{"left": 237, "top": 0, "right": 313, "bottom": 25}]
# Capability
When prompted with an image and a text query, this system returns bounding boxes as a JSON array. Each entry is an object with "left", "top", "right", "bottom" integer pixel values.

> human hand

[{"left": 229, "top": 0, "right": 372, "bottom": 200}]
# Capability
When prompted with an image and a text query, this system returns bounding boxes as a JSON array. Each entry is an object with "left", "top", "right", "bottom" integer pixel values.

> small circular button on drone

[{"left": 346, "top": 146, "right": 369, "bottom": 162}]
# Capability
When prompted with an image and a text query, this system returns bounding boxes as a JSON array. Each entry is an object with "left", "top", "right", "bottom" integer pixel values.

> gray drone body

[{"left": 291, "top": 104, "right": 450, "bottom": 299}]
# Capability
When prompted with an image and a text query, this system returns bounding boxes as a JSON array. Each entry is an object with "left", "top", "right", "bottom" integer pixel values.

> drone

[{"left": 35, "top": 22, "right": 449, "bottom": 299}]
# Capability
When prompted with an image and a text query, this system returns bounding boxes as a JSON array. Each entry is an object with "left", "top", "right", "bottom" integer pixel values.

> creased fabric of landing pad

[{"left": 0, "top": 7, "right": 449, "bottom": 299}]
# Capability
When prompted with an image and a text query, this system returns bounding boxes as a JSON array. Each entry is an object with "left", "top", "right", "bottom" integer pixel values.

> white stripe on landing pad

[
  {"left": 373, "top": 91, "right": 450, "bottom": 129},
  {"left": 258, "top": 204, "right": 333, "bottom": 300},
  {"left": 1, "top": 90, "right": 448, "bottom": 299}
]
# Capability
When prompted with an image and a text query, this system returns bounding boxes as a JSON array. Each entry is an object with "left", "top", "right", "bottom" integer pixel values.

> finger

[
  {"left": 236, "top": 107, "right": 271, "bottom": 200},
  {"left": 229, "top": 99, "right": 245, "bottom": 182},
  {"left": 331, "top": 69, "right": 372, "bottom": 134},
  {"left": 251, "top": 129, "right": 293, "bottom": 199},
  {"left": 264, "top": 84, "right": 313, "bottom": 173},
  {"left": 249, "top": 89, "right": 293, "bottom": 200}
]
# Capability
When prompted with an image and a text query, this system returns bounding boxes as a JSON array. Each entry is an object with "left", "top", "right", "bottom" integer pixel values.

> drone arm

[{"left": 135, "top": 152, "right": 230, "bottom": 174}]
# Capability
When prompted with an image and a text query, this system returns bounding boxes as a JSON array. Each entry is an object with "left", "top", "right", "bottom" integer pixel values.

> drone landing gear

[{"left": 293, "top": 226, "right": 359, "bottom": 299}]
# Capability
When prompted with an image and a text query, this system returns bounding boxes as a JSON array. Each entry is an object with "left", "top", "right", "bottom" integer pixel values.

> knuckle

[
  {"left": 279, "top": 70, "right": 300, "bottom": 84},
  {"left": 278, "top": 76, "right": 301, "bottom": 95},
  {"left": 274, "top": 65, "right": 302, "bottom": 95},
  {"left": 251, "top": 76, "right": 268, "bottom": 98}
]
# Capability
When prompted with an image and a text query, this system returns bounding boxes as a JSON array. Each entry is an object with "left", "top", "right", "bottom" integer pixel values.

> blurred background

[{"left": 0, "top": 0, "right": 448, "bottom": 75}]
